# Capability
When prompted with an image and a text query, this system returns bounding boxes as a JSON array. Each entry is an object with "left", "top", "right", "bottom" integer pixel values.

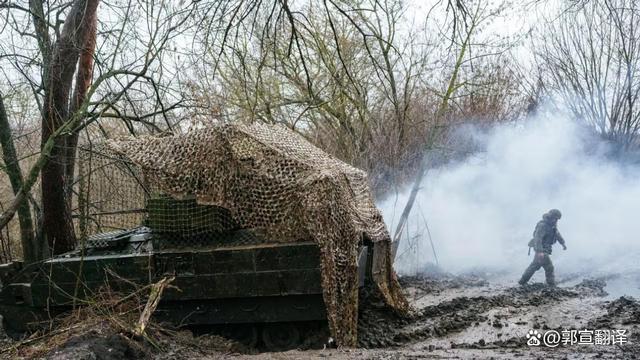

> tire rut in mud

[{"left": 357, "top": 275, "right": 597, "bottom": 349}]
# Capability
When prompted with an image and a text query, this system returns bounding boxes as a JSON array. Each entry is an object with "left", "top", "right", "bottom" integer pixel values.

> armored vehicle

[
  {"left": 0, "top": 123, "right": 408, "bottom": 348},
  {"left": 0, "top": 222, "right": 371, "bottom": 350}
]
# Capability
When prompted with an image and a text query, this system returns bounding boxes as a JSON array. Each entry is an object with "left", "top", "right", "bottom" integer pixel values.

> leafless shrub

[{"left": 538, "top": 0, "right": 640, "bottom": 150}]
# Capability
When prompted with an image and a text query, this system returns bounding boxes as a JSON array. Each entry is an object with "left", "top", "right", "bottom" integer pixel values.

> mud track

[
  {"left": 359, "top": 276, "right": 587, "bottom": 348},
  {"left": 257, "top": 272, "right": 640, "bottom": 359}
]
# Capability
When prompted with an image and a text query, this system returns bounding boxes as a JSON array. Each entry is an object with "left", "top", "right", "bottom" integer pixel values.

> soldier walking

[{"left": 518, "top": 209, "right": 567, "bottom": 286}]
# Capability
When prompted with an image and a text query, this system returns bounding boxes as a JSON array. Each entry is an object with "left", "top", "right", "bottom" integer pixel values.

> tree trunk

[
  {"left": 41, "top": 0, "right": 100, "bottom": 254},
  {"left": 0, "top": 94, "right": 38, "bottom": 263},
  {"left": 64, "top": 0, "right": 98, "bottom": 207}
]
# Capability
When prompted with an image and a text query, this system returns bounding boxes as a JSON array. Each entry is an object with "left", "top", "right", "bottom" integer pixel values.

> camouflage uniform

[{"left": 518, "top": 209, "right": 566, "bottom": 286}]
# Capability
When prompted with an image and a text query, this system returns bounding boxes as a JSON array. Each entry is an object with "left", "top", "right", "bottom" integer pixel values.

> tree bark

[
  {"left": 0, "top": 94, "right": 38, "bottom": 263},
  {"left": 64, "top": 0, "right": 98, "bottom": 206},
  {"left": 41, "top": 0, "right": 100, "bottom": 254}
]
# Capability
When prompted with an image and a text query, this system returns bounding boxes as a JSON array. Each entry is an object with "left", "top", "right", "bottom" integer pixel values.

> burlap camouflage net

[{"left": 101, "top": 122, "right": 408, "bottom": 346}]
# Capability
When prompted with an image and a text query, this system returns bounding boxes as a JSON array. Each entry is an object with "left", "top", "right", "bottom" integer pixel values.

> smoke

[{"left": 381, "top": 113, "right": 640, "bottom": 278}]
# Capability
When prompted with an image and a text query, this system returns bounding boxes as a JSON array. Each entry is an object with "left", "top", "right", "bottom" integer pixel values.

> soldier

[{"left": 518, "top": 209, "right": 567, "bottom": 286}]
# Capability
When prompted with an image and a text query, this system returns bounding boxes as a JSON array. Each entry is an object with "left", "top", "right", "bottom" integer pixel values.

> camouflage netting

[{"left": 105, "top": 122, "right": 408, "bottom": 346}]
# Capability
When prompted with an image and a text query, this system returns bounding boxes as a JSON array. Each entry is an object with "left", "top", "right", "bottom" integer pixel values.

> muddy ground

[{"left": 2, "top": 270, "right": 639, "bottom": 359}]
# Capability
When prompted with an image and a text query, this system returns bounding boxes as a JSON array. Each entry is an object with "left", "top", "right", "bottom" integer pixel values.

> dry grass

[{"left": 0, "top": 277, "right": 198, "bottom": 359}]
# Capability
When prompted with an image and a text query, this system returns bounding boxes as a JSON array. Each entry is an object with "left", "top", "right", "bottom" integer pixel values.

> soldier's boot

[
  {"left": 542, "top": 257, "right": 555, "bottom": 286},
  {"left": 518, "top": 260, "right": 541, "bottom": 285}
]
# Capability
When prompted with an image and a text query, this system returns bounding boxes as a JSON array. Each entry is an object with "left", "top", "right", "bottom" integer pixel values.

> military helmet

[{"left": 547, "top": 209, "right": 562, "bottom": 220}]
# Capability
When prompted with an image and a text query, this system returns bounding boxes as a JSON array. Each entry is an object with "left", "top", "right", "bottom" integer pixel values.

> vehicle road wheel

[
  {"left": 2, "top": 316, "right": 25, "bottom": 341},
  {"left": 231, "top": 325, "right": 258, "bottom": 348},
  {"left": 261, "top": 322, "right": 300, "bottom": 351}
]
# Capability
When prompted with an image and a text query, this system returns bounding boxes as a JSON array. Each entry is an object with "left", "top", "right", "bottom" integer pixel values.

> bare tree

[
  {"left": 39, "top": 0, "right": 100, "bottom": 254},
  {"left": 0, "top": 93, "right": 37, "bottom": 262},
  {"left": 538, "top": 0, "right": 640, "bottom": 149},
  {"left": 0, "top": 0, "right": 197, "bottom": 258},
  {"left": 390, "top": 0, "right": 521, "bottom": 257}
]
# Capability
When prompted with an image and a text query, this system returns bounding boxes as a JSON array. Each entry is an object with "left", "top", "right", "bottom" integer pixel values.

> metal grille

[{"left": 77, "top": 145, "right": 147, "bottom": 237}]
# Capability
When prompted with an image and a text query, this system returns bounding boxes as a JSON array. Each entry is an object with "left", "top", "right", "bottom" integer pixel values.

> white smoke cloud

[{"left": 381, "top": 112, "right": 640, "bottom": 279}]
